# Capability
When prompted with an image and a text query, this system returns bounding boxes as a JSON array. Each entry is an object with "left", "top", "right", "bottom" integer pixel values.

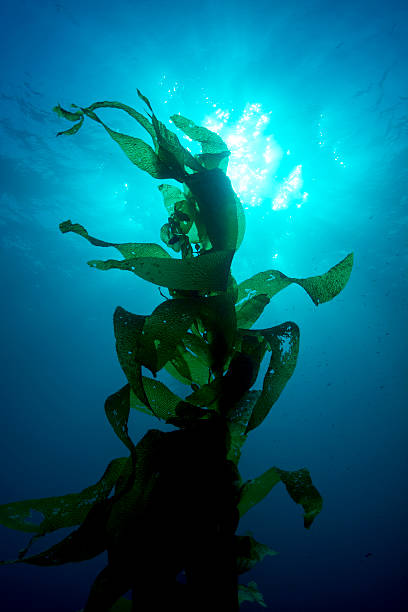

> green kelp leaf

[
  {"left": 164, "top": 345, "right": 198, "bottom": 385},
  {"left": 237, "top": 333, "right": 269, "bottom": 382},
  {"left": 185, "top": 378, "right": 223, "bottom": 408},
  {"left": 89, "top": 249, "right": 234, "bottom": 292},
  {"left": 237, "top": 252, "right": 354, "bottom": 311},
  {"left": 113, "top": 307, "right": 149, "bottom": 409},
  {"left": 236, "top": 293, "right": 270, "bottom": 329},
  {"left": 53, "top": 104, "right": 84, "bottom": 123},
  {"left": 142, "top": 377, "right": 183, "bottom": 421},
  {"left": 152, "top": 115, "right": 202, "bottom": 176},
  {"left": 158, "top": 185, "right": 195, "bottom": 253},
  {"left": 56, "top": 102, "right": 172, "bottom": 179},
  {"left": 142, "top": 295, "right": 235, "bottom": 376},
  {"left": 166, "top": 401, "right": 209, "bottom": 428},
  {"left": 238, "top": 466, "right": 323, "bottom": 528},
  {"left": 128, "top": 376, "right": 185, "bottom": 424},
  {"left": 72, "top": 95, "right": 201, "bottom": 180},
  {"left": 165, "top": 333, "right": 210, "bottom": 387},
  {"left": 57, "top": 116, "right": 84, "bottom": 136},
  {"left": 141, "top": 298, "right": 202, "bottom": 374},
  {"left": 237, "top": 269, "right": 293, "bottom": 308},
  {"left": 186, "top": 341, "right": 261, "bottom": 414},
  {"left": 55, "top": 100, "right": 155, "bottom": 142},
  {"left": 98, "top": 125, "right": 171, "bottom": 178},
  {"left": 60, "top": 220, "right": 171, "bottom": 261},
  {"left": 245, "top": 322, "right": 300, "bottom": 433},
  {"left": 114, "top": 302, "right": 197, "bottom": 412},
  {"left": 104, "top": 385, "right": 135, "bottom": 453},
  {"left": 0, "top": 457, "right": 126, "bottom": 536},
  {"left": 170, "top": 114, "right": 229, "bottom": 157},
  {"left": 184, "top": 168, "right": 238, "bottom": 251},
  {"left": 162, "top": 295, "right": 235, "bottom": 385},
  {"left": 196, "top": 150, "right": 230, "bottom": 171},
  {"left": 158, "top": 183, "right": 193, "bottom": 219},
  {"left": 216, "top": 331, "right": 268, "bottom": 416},
  {"left": 238, "top": 467, "right": 281, "bottom": 517},
  {"left": 82, "top": 564, "right": 134, "bottom": 612},
  {"left": 106, "top": 430, "right": 164, "bottom": 550},
  {"left": 236, "top": 534, "right": 278, "bottom": 574},
  {"left": 137, "top": 91, "right": 202, "bottom": 173},
  {"left": 129, "top": 388, "right": 154, "bottom": 416},
  {"left": 118, "top": 296, "right": 220, "bottom": 382},
  {"left": 227, "top": 391, "right": 261, "bottom": 464},
  {"left": 294, "top": 252, "right": 354, "bottom": 305},
  {"left": 183, "top": 331, "right": 212, "bottom": 366},
  {"left": 238, "top": 581, "right": 267, "bottom": 608},
  {"left": 164, "top": 349, "right": 209, "bottom": 387},
  {"left": 53, "top": 104, "right": 84, "bottom": 136},
  {"left": 137, "top": 88, "right": 153, "bottom": 112},
  {"left": 85, "top": 99, "right": 156, "bottom": 141},
  {"left": 4, "top": 498, "right": 114, "bottom": 566},
  {"left": 81, "top": 107, "right": 173, "bottom": 179},
  {"left": 275, "top": 467, "right": 323, "bottom": 529}
]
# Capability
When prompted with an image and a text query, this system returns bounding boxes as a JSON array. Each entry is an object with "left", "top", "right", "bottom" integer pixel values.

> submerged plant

[{"left": 0, "top": 91, "right": 353, "bottom": 611}]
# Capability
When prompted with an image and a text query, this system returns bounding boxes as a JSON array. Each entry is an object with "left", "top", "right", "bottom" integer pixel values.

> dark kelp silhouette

[{"left": 0, "top": 91, "right": 353, "bottom": 611}]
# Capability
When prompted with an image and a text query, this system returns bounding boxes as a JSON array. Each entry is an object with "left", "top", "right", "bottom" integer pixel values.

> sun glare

[{"left": 203, "top": 101, "right": 310, "bottom": 212}]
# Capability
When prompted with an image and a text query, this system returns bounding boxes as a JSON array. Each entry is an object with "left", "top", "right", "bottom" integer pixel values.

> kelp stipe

[{"left": 0, "top": 90, "right": 353, "bottom": 611}]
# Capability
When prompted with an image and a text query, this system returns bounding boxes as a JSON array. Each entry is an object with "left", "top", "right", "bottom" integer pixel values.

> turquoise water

[{"left": 0, "top": 0, "right": 407, "bottom": 610}]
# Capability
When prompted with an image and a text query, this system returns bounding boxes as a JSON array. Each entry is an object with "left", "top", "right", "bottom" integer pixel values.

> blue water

[{"left": 0, "top": 0, "right": 407, "bottom": 610}]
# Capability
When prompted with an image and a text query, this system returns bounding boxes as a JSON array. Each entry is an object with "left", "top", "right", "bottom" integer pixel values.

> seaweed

[{"left": 0, "top": 90, "right": 353, "bottom": 610}]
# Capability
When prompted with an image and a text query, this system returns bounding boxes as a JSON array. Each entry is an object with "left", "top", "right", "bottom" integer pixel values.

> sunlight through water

[{"left": 203, "top": 101, "right": 310, "bottom": 212}]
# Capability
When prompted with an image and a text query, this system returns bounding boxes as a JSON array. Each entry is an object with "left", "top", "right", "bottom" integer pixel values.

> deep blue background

[{"left": 0, "top": 0, "right": 407, "bottom": 610}]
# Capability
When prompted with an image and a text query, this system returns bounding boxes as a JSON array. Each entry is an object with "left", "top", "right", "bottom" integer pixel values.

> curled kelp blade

[
  {"left": 170, "top": 114, "right": 229, "bottom": 159},
  {"left": 105, "top": 379, "right": 192, "bottom": 446},
  {"left": 88, "top": 249, "right": 234, "bottom": 292},
  {"left": 105, "top": 385, "right": 138, "bottom": 453},
  {"left": 238, "top": 466, "right": 322, "bottom": 529},
  {"left": 236, "top": 293, "right": 270, "bottom": 329},
  {"left": 235, "top": 534, "right": 278, "bottom": 574},
  {"left": 158, "top": 183, "right": 190, "bottom": 217},
  {"left": 226, "top": 391, "right": 261, "bottom": 464},
  {"left": 60, "top": 220, "right": 171, "bottom": 260},
  {"left": 2, "top": 498, "right": 114, "bottom": 567},
  {"left": 114, "top": 295, "right": 235, "bottom": 382},
  {"left": 276, "top": 467, "right": 323, "bottom": 528},
  {"left": 54, "top": 100, "right": 155, "bottom": 141},
  {"left": 56, "top": 102, "right": 173, "bottom": 178},
  {"left": 54, "top": 92, "right": 203, "bottom": 181},
  {"left": 113, "top": 307, "right": 149, "bottom": 409},
  {"left": 63, "top": 218, "right": 236, "bottom": 296},
  {"left": 164, "top": 342, "right": 210, "bottom": 387},
  {"left": 151, "top": 113, "right": 202, "bottom": 177},
  {"left": 238, "top": 581, "right": 267, "bottom": 608},
  {"left": 237, "top": 322, "right": 300, "bottom": 434},
  {"left": 0, "top": 458, "right": 126, "bottom": 536},
  {"left": 236, "top": 252, "right": 354, "bottom": 328}
]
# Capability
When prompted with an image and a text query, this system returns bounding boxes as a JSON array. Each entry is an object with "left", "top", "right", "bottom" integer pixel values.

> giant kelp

[{"left": 0, "top": 91, "right": 353, "bottom": 611}]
